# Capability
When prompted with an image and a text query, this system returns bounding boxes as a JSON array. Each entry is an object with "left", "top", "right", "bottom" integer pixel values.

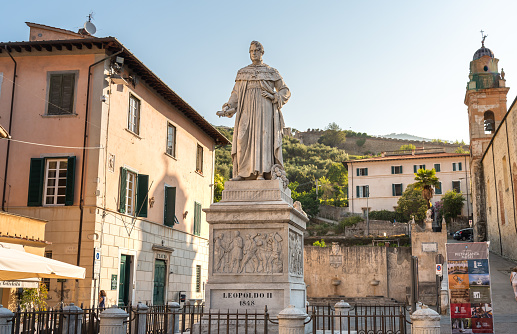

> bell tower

[{"left": 465, "top": 33, "right": 509, "bottom": 241}]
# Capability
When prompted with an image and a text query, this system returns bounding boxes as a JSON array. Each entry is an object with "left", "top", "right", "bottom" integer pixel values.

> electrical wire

[{"left": 2, "top": 137, "right": 103, "bottom": 149}]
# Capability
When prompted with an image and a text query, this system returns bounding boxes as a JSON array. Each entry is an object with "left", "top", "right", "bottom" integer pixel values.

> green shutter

[
  {"left": 453, "top": 163, "right": 456, "bottom": 171},
  {"left": 391, "top": 166, "right": 394, "bottom": 174},
  {"left": 65, "top": 156, "right": 76, "bottom": 206},
  {"left": 392, "top": 184, "right": 395, "bottom": 196},
  {"left": 164, "top": 186, "right": 176, "bottom": 226},
  {"left": 119, "top": 167, "right": 127, "bottom": 213},
  {"left": 194, "top": 202, "right": 201, "bottom": 236},
  {"left": 48, "top": 73, "right": 75, "bottom": 115},
  {"left": 400, "top": 166, "right": 403, "bottom": 173},
  {"left": 458, "top": 162, "right": 462, "bottom": 171},
  {"left": 356, "top": 186, "right": 359, "bottom": 198},
  {"left": 365, "top": 168, "right": 368, "bottom": 176},
  {"left": 136, "top": 174, "right": 149, "bottom": 217},
  {"left": 27, "top": 158, "right": 45, "bottom": 206},
  {"left": 413, "top": 165, "right": 417, "bottom": 173},
  {"left": 356, "top": 169, "right": 359, "bottom": 176}
]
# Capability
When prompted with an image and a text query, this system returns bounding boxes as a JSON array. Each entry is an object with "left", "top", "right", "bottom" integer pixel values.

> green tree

[
  {"left": 289, "top": 181, "right": 320, "bottom": 218},
  {"left": 213, "top": 173, "right": 225, "bottom": 203},
  {"left": 318, "top": 129, "right": 347, "bottom": 148},
  {"left": 325, "top": 122, "right": 341, "bottom": 131},
  {"left": 356, "top": 138, "right": 366, "bottom": 147},
  {"left": 455, "top": 147, "right": 469, "bottom": 154},
  {"left": 19, "top": 283, "right": 48, "bottom": 311},
  {"left": 441, "top": 190, "right": 465, "bottom": 222},
  {"left": 399, "top": 144, "right": 416, "bottom": 151},
  {"left": 414, "top": 168, "right": 440, "bottom": 208},
  {"left": 395, "top": 184, "right": 428, "bottom": 222}
]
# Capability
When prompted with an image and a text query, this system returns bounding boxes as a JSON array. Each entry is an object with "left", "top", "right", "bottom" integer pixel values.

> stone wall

[
  {"left": 294, "top": 131, "right": 466, "bottom": 155},
  {"left": 304, "top": 244, "right": 411, "bottom": 302},
  {"left": 342, "top": 220, "right": 409, "bottom": 237}
]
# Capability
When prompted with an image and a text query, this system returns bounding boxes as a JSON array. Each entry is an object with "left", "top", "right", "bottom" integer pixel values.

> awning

[
  {"left": 0, "top": 246, "right": 85, "bottom": 280},
  {"left": 0, "top": 278, "right": 39, "bottom": 288}
]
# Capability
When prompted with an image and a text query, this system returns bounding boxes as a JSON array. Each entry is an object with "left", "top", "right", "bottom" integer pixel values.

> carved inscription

[
  {"left": 213, "top": 230, "right": 283, "bottom": 274},
  {"left": 289, "top": 231, "right": 303, "bottom": 276}
]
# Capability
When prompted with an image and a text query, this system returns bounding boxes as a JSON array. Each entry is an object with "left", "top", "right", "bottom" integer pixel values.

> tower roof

[{"left": 473, "top": 46, "right": 494, "bottom": 60}]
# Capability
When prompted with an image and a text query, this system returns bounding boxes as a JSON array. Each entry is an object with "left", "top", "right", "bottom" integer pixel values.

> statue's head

[{"left": 249, "top": 41, "right": 264, "bottom": 63}]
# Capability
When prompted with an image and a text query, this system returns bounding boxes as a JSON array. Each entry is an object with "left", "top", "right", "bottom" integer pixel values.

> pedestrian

[
  {"left": 511, "top": 267, "right": 517, "bottom": 302},
  {"left": 99, "top": 290, "right": 107, "bottom": 309}
]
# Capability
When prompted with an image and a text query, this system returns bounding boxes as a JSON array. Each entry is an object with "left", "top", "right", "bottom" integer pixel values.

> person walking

[
  {"left": 99, "top": 290, "right": 107, "bottom": 309},
  {"left": 511, "top": 267, "right": 517, "bottom": 302}
]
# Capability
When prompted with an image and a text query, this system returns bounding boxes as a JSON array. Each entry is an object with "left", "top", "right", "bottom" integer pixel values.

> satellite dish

[{"left": 84, "top": 21, "right": 96, "bottom": 35}]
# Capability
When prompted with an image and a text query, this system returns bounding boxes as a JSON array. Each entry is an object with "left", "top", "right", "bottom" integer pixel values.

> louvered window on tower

[{"left": 47, "top": 73, "right": 76, "bottom": 115}]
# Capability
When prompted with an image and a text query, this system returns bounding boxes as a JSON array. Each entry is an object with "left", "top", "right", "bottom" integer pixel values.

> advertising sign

[{"left": 446, "top": 242, "right": 494, "bottom": 334}]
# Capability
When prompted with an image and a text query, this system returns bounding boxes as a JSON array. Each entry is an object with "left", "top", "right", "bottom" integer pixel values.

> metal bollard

[
  {"left": 63, "top": 303, "right": 83, "bottom": 334},
  {"left": 278, "top": 305, "right": 308, "bottom": 334},
  {"left": 334, "top": 300, "right": 351, "bottom": 331},
  {"left": 410, "top": 304, "right": 440, "bottom": 334},
  {"left": 132, "top": 302, "right": 148, "bottom": 334},
  {"left": 0, "top": 305, "right": 14, "bottom": 334},
  {"left": 99, "top": 306, "right": 129, "bottom": 334},
  {"left": 167, "top": 302, "right": 181, "bottom": 334}
]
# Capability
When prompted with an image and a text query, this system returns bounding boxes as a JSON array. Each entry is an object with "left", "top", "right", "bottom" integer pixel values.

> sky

[{"left": 2, "top": 1, "right": 517, "bottom": 143}]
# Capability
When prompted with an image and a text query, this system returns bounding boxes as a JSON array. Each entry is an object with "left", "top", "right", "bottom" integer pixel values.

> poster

[{"left": 446, "top": 242, "right": 494, "bottom": 334}]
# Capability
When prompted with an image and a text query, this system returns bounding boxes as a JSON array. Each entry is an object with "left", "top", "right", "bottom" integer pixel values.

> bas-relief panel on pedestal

[
  {"left": 213, "top": 230, "right": 283, "bottom": 274},
  {"left": 288, "top": 230, "right": 303, "bottom": 276}
]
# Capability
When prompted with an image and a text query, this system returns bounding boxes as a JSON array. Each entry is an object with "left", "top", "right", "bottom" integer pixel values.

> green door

[
  {"left": 153, "top": 259, "right": 166, "bottom": 305},
  {"left": 118, "top": 255, "right": 131, "bottom": 307}
]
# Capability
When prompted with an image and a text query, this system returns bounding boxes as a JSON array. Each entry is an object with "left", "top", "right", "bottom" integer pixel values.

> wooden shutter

[
  {"left": 459, "top": 162, "right": 462, "bottom": 171},
  {"left": 136, "top": 174, "right": 149, "bottom": 217},
  {"left": 48, "top": 73, "right": 75, "bottom": 115},
  {"left": 119, "top": 167, "right": 127, "bottom": 213},
  {"left": 65, "top": 156, "right": 76, "bottom": 206},
  {"left": 365, "top": 168, "right": 368, "bottom": 176},
  {"left": 453, "top": 163, "right": 456, "bottom": 171},
  {"left": 392, "top": 184, "right": 396, "bottom": 196},
  {"left": 194, "top": 202, "right": 202, "bottom": 235},
  {"left": 356, "top": 186, "right": 360, "bottom": 198},
  {"left": 27, "top": 158, "right": 45, "bottom": 206},
  {"left": 356, "top": 169, "right": 359, "bottom": 176},
  {"left": 391, "top": 166, "right": 394, "bottom": 174},
  {"left": 400, "top": 166, "right": 403, "bottom": 173},
  {"left": 413, "top": 165, "right": 417, "bottom": 173},
  {"left": 164, "top": 186, "right": 176, "bottom": 226}
]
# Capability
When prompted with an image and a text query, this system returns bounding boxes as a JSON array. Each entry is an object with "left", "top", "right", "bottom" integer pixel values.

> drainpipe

[
  {"left": 76, "top": 49, "right": 124, "bottom": 267},
  {"left": 2, "top": 47, "right": 17, "bottom": 211}
]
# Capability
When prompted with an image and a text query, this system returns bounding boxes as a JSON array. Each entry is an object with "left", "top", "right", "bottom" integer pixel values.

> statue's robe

[{"left": 226, "top": 63, "right": 290, "bottom": 178}]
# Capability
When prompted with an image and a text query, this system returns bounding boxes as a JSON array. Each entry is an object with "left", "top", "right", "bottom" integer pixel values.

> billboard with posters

[{"left": 446, "top": 242, "right": 494, "bottom": 334}]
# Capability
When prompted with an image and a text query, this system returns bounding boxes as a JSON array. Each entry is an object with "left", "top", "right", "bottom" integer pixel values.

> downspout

[
  {"left": 76, "top": 49, "right": 124, "bottom": 267},
  {"left": 2, "top": 47, "right": 17, "bottom": 211}
]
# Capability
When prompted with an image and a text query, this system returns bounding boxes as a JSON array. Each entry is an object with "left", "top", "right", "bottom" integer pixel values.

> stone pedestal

[{"left": 204, "top": 180, "right": 309, "bottom": 316}]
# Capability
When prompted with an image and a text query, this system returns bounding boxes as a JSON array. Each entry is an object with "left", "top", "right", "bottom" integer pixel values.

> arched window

[{"left": 484, "top": 111, "right": 495, "bottom": 134}]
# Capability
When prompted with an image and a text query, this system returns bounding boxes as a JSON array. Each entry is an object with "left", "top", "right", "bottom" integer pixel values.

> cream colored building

[
  {"left": 0, "top": 23, "right": 229, "bottom": 307},
  {"left": 344, "top": 150, "right": 472, "bottom": 218}
]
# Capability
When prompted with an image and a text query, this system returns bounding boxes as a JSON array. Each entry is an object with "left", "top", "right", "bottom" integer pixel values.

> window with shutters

[
  {"left": 119, "top": 167, "right": 148, "bottom": 217},
  {"left": 193, "top": 201, "right": 202, "bottom": 236},
  {"left": 28, "top": 157, "right": 76, "bottom": 207},
  {"left": 434, "top": 164, "right": 441, "bottom": 172},
  {"left": 356, "top": 168, "right": 368, "bottom": 176},
  {"left": 452, "top": 162, "right": 463, "bottom": 171},
  {"left": 391, "top": 166, "right": 402, "bottom": 174},
  {"left": 196, "top": 145, "right": 203, "bottom": 174},
  {"left": 195, "top": 265, "right": 201, "bottom": 292},
  {"left": 392, "top": 184, "right": 403, "bottom": 196},
  {"left": 47, "top": 72, "right": 76, "bottom": 115},
  {"left": 166, "top": 123, "right": 177, "bottom": 157},
  {"left": 435, "top": 182, "right": 442, "bottom": 195},
  {"left": 356, "top": 185, "right": 369, "bottom": 198},
  {"left": 164, "top": 186, "right": 177, "bottom": 227},
  {"left": 413, "top": 164, "right": 426, "bottom": 173},
  {"left": 128, "top": 95, "right": 140, "bottom": 135}
]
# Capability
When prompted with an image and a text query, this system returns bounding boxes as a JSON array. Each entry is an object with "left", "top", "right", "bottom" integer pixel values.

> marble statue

[{"left": 218, "top": 41, "right": 290, "bottom": 181}]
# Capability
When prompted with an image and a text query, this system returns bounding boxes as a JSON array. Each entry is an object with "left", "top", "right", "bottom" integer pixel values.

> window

[
  {"left": 128, "top": 95, "right": 140, "bottom": 135},
  {"left": 28, "top": 157, "right": 76, "bottom": 206},
  {"left": 453, "top": 162, "right": 463, "bottom": 171},
  {"left": 164, "top": 186, "right": 178, "bottom": 227},
  {"left": 434, "top": 164, "right": 441, "bottom": 172},
  {"left": 452, "top": 181, "right": 461, "bottom": 193},
  {"left": 47, "top": 73, "right": 75, "bottom": 115},
  {"left": 195, "top": 265, "right": 201, "bottom": 293},
  {"left": 196, "top": 145, "right": 203, "bottom": 174},
  {"left": 356, "top": 185, "right": 369, "bottom": 198},
  {"left": 119, "top": 167, "right": 148, "bottom": 217},
  {"left": 435, "top": 182, "right": 442, "bottom": 195},
  {"left": 391, "top": 166, "right": 403, "bottom": 174},
  {"left": 193, "top": 202, "right": 202, "bottom": 235},
  {"left": 413, "top": 165, "right": 426, "bottom": 173},
  {"left": 484, "top": 111, "right": 495, "bottom": 134},
  {"left": 392, "top": 183, "right": 403, "bottom": 196},
  {"left": 166, "top": 123, "right": 176, "bottom": 157},
  {"left": 356, "top": 168, "right": 368, "bottom": 176}
]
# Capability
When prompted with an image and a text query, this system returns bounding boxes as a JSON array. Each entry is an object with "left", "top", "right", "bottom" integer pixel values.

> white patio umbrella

[{"left": 0, "top": 246, "right": 85, "bottom": 280}]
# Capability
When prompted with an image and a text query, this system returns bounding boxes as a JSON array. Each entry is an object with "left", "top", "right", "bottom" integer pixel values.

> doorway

[
  {"left": 118, "top": 254, "right": 132, "bottom": 307},
  {"left": 153, "top": 259, "right": 167, "bottom": 305}
]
